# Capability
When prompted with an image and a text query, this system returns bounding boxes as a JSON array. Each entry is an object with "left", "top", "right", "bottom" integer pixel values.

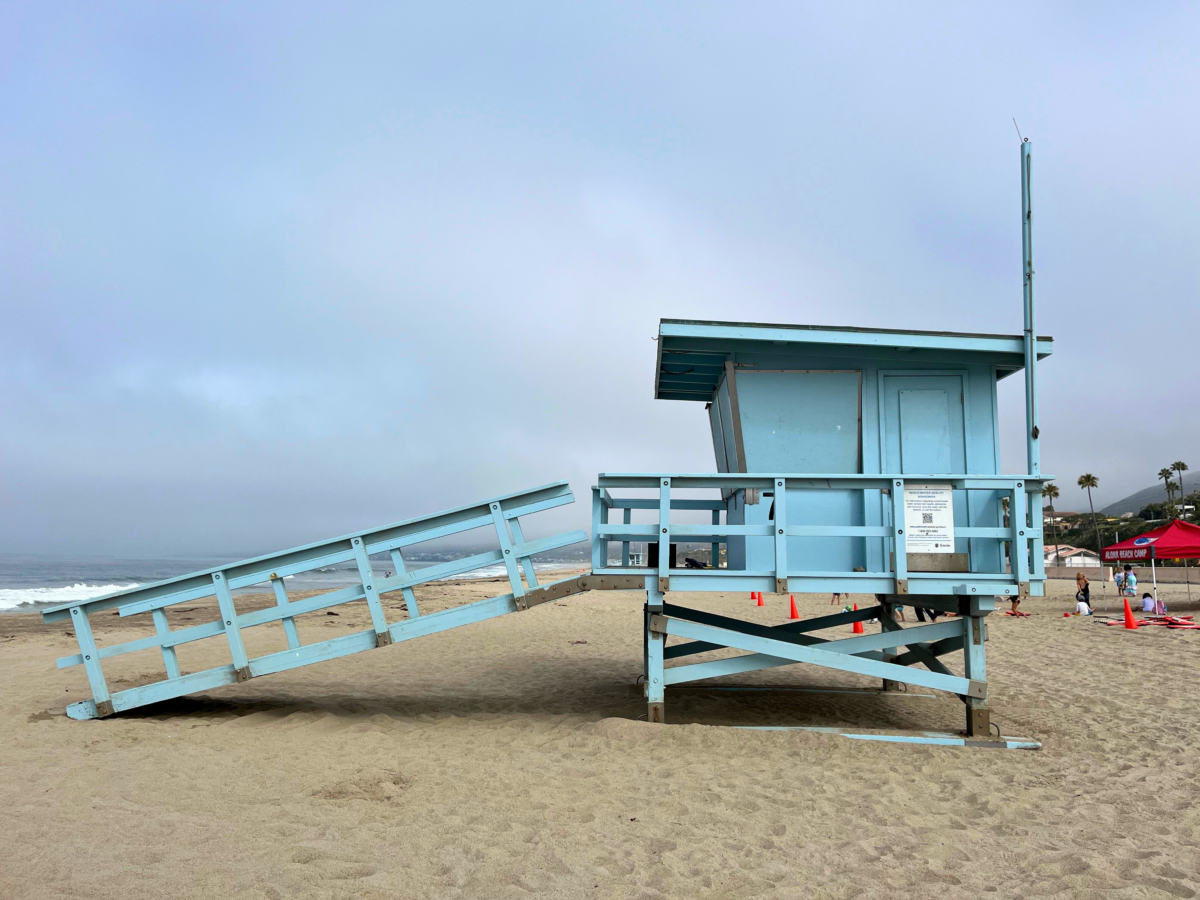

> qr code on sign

[{"left": 922, "top": 513, "right": 933, "bottom": 524}]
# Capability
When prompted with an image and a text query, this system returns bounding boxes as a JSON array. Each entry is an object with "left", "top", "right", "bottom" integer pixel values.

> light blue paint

[
  {"left": 46, "top": 483, "right": 586, "bottom": 719},
  {"left": 660, "top": 615, "right": 973, "bottom": 697}
]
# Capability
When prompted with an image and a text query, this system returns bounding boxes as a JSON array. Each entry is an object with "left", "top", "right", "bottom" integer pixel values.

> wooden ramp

[{"left": 43, "top": 482, "right": 597, "bottom": 720}]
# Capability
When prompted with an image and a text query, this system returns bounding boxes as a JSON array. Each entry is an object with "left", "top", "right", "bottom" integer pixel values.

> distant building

[
  {"left": 1044, "top": 545, "right": 1100, "bottom": 567},
  {"left": 1043, "top": 511, "right": 1080, "bottom": 527}
]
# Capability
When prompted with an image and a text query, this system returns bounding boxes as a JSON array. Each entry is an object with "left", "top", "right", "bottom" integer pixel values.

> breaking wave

[{"left": 0, "top": 583, "right": 138, "bottom": 611}]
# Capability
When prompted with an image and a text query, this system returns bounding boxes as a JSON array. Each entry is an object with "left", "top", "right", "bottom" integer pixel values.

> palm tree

[
  {"left": 1078, "top": 474, "right": 1101, "bottom": 561},
  {"left": 1159, "top": 467, "right": 1176, "bottom": 507},
  {"left": 1042, "top": 482, "right": 1061, "bottom": 563},
  {"left": 1173, "top": 461, "right": 1189, "bottom": 518}
]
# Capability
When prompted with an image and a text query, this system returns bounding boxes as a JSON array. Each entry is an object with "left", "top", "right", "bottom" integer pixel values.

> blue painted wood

[
  {"left": 212, "top": 572, "right": 250, "bottom": 674},
  {"left": 151, "top": 607, "right": 182, "bottom": 679},
  {"left": 657, "top": 478, "right": 671, "bottom": 586},
  {"left": 660, "top": 616, "right": 973, "bottom": 697},
  {"left": 488, "top": 502, "right": 526, "bottom": 599},
  {"left": 351, "top": 537, "right": 391, "bottom": 638},
  {"left": 662, "top": 619, "right": 961, "bottom": 685},
  {"left": 1012, "top": 482, "right": 1030, "bottom": 587},
  {"left": 47, "top": 482, "right": 586, "bottom": 718},
  {"left": 508, "top": 518, "right": 539, "bottom": 589},
  {"left": 890, "top": 480, "right": 908, "bottom": 587},
  {"left": 622, "top": 508, "right": 633, "bottom": 567},
  {"left": 271, "top": 577, "right": 301, "bottom": 650},
  {"left": 772, "top": 477, "right": 787, "bottom": 588},
  {"left": 48, "top": 482, "right": 576, "bottom": 623},
  {"left": 387, "top": 548, "right": 420, "bottom": 619},
  {"left": 69, "top": 606, "right": 112, "bottom": 710}
]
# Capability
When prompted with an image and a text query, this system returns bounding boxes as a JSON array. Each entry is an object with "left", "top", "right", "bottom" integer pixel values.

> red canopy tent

[{"left": 1101, "top": 519, "right": 1200, "bottom": 602}]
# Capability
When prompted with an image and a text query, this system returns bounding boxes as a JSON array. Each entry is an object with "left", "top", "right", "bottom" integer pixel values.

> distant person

[
  {"left": 893, "top": 604, "right": 907, "bottom": 623},
  {"left": 1140, "top": 592, "right": 1156, "bottom": 613},
  {"left": 1074, "top": 597, "right": 1093, "bottom": 615},
  {"left": 1075, "top": 572, "right": 1092, "bottom": 613},
  {"left": 831, "top": 592, "right": 842, "bottom": 606},
  {"left": 1122, "top": 565, "right": 1137, "bottom": 601},
  {"left": 1114, "top": 567, "right": 1125, "bottom": 596}
]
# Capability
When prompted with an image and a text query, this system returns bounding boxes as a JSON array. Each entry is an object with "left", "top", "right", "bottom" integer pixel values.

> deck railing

[{"left": 592, "top": 473, "right": 1047, "bottom": 598}]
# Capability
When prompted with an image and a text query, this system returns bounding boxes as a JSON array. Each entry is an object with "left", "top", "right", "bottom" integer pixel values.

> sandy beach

[{"left": 3, "top": 577, "right": 1200, "bottom": 899}]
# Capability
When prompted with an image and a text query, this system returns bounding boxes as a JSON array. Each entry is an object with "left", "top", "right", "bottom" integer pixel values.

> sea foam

[{"left": 0, "top": 583, "right": 138, "bottom": 611}]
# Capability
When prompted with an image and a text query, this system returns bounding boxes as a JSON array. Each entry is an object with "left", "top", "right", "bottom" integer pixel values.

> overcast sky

[{"left": 2, "top": 3, "right": 1198, "bottom": 558}]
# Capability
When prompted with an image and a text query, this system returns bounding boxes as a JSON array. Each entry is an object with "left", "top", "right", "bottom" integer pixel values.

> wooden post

[
  {"left": 646, "top": 580, "right": 665, "bottom": 723},
  {"left": 962, "top": 613, "right": 990, "bottom": 736}
]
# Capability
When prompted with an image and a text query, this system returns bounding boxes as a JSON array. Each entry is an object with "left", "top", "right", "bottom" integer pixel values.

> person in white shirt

[
  {"left": 1140, "top": 593, "right": 1156, "bottom": 613},
  {"left": 1074, "top": 599, "right": 1092, "bottom": 616}
]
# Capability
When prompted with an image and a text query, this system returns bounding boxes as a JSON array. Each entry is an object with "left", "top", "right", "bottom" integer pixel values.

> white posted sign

[{"left": 903, "top": 484, "right": 955, "bottom": 553}]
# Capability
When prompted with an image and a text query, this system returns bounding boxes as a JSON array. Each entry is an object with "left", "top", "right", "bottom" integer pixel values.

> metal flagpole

[{"left": 1021, "top": 138, "right": 1040, "bottom": 479}]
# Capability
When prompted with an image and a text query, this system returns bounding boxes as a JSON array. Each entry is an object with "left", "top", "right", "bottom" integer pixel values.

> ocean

[{"left": 0, "top": 554, "right": 583, "bottom": 612}]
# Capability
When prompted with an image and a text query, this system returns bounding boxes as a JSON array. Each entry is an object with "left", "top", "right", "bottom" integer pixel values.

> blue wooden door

[{"left": 882, "top": 375, "right": 969, "bottom": 555}]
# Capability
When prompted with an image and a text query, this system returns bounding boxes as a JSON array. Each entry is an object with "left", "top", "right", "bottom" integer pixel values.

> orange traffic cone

[
  {"left": 788, "top": 594, "right": 800, "bottom": 620},
  {"left": 756, "top": 591, "right": 765, "bottom": 607},
  {"left": 852, "top": 603, "right": 864, "bottom": 634},
  {"left": 1123, "top": 597, "right": 1139, "bottom": 630}
]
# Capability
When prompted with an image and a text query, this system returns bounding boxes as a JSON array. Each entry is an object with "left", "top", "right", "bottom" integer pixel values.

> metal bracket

[
  {"left": 647, "top": 701, "right": 665, "bottom": 723},
  {"left": 518, "top": 573, "right": 646, "bottom": 611},
  {"left": 971, "top": 618, "right": 983, "bottom": 646},
  {"left": 95, "top": 699, "right": 114, "bottom": 718},
  {"left": 775, "top": 578, "right": 788, "bottom": 595},
  {"left": 658, "top": 576, "right": 670, "bottom": 595},
  {"left": 966, "top": 680, "right": 987, "bottom": 699},
  {"left": 1018, "top": 582, "right": 1030, "bottom": 600},
  {"left": 966, "top": 705, "right": 991, "bottom": 737},
  {"left": 648, "top": 613, "right": 669, "bottom": 635},
  {"left": 375, "top": 631, "right": 394, "bottom": 648},
  {"left": 234, "top": 666, "right": 252, "bottom": 683},
  {"left": 896, "top": 579, "right": 909, "bottom": 595}
]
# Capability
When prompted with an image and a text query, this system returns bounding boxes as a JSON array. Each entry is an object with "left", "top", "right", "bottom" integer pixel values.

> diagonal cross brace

[
  {"left": 879, "top": 614, "right": 955, "bottom": 677},
  {"left": 651, "top": 614, "right": 983, "bottom": 699},
  {"left": 663, "top": 603, "right": 884, "bottom": 660}
]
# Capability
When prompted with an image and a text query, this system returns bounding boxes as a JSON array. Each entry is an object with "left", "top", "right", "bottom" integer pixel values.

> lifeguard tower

[
  {"left": 43, "top": 141, "right": 1048, "bottom": 745},
  {"left": 590, "top": 317, "right": 1051, "bottom": 736}
]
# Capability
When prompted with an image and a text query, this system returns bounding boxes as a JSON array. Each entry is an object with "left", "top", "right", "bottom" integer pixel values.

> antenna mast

[{"left": 1021, "top": 138, "right": 1039, "bottom": 476}]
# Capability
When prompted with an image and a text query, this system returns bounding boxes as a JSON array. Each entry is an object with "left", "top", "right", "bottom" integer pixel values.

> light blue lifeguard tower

[
  {"left": 42, "top": 141, "right": 1048, "bottom": 745},
  {"left": 589, "top": 315, "right": 1050, "bottom": 736}
]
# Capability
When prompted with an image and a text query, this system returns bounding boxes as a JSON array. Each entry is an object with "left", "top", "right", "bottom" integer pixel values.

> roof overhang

[{"left": 655, "top": 318, "right": 1053, "bottom": 401}]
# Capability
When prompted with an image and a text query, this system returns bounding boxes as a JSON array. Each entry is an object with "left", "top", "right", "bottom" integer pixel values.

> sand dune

[{"left": 3, "top": 578, "right": 1200, "bottom": 899}]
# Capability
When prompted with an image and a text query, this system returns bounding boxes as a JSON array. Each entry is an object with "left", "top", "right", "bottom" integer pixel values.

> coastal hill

[{"left": 1101, "top": 473, "right": 1200, "bottom": 515}]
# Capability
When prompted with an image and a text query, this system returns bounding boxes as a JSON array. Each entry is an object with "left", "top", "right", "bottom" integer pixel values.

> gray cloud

[{"left": 2, "top": 3, "right": 1197, "bottom": 556}]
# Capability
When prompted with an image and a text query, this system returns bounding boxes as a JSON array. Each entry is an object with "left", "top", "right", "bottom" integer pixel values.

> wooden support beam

[
  {"left": 653, "top": 614, "right": 982, "bottom": 698},
  {"left": 212, "top": 572, "right": 251, "bottom": 683}
]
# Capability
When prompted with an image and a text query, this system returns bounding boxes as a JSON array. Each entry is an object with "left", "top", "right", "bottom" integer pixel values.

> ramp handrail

[{"left": 47, "top": 481, "right": 586, "bottom": 719}]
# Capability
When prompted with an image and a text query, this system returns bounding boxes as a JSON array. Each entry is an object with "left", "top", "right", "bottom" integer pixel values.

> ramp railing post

[
  {"left": 212, "top": 571, "right": 251, "bottom": 682},
  {"left": 508, "top": 517, "right": 539, "bottom": 589},
  {"left": 151, "top": 607, "right": 183, "bottom": 678},
  {"left": 270, "top": 576, "right": 302, "bottom": 650},
  {"left": 386, "top": 549, "right": 421, "bottom": 619},
  {"left": 351, "top": 537, "right": 393, "bottom": 646},
  {"left": 489, "top": 501, "right": 527, "bottom": 602},
  {"left": 70, "top": 606, "right": 114, "bottom": 717}
]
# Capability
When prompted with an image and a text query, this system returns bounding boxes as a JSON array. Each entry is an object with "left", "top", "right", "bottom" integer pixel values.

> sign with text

[{"left": 903, "top": 484, "right": 955, "bottom": 553}]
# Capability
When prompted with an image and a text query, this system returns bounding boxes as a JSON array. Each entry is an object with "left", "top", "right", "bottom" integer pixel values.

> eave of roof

[{"left": 655, "top": 318, "right": 1053, "bottom": 401}]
